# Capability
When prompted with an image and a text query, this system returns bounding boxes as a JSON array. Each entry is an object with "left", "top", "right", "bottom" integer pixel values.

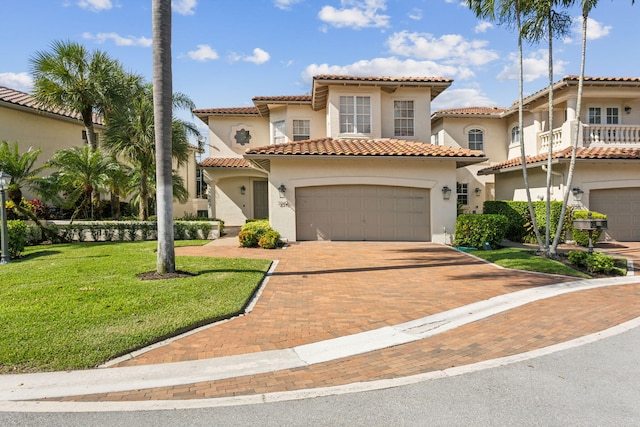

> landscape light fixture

[
  {"left": 625, "top": 106, "right": 632, "bottom": 114},
  {"left": 572, "top": 187, "right": 584, "bottom": 202},
  {"left": 240, "top": 185, "right": 246, "bottom": 195},
  {"left": 441, "top": 185, "right": 452, "bottom": 200},
  {"left": 0, "top": 171, "right": 12, "bottom": 264},
  {"left": 474, "top": 187, "right": 482, "bottom": 196}
]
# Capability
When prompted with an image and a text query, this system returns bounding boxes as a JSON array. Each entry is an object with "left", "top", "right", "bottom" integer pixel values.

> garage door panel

[
  {"left": 590, "top": 188, "right": 640, "bottom": 242},
  {"left": 296, "top": 185, "right": 430, "bottom": 241}
]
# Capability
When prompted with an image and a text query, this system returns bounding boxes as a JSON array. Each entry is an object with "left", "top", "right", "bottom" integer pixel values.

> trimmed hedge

[
  {"left": 567, "top": 250, "right": 622, "bottom": 275},
  {"left": 571, "top": 210, "right": 606, "bottom": 247},
  {"left": 454, "top": 214, "right": 508, "bottom": 249},
  {"left": 238, "top": 220, "right": 282, "bottom": 249}
]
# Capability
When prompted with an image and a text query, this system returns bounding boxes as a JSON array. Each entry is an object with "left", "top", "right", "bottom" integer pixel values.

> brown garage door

[
  {"left": 296, "top": 185, "right": 430, "bottom": 241},
  {"left": 589, "top": 188, "right": 640, "bottom": 241}
]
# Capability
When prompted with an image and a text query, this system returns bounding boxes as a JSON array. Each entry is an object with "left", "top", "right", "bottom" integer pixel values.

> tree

[
  {"left": 465, "top": 0, "right": 545, "bottom": 250},
  {"left": 153, "top": 0, "right": 175, "bottom": 274},
  {"left": 102, "top": 82, "right": 200, "bottom": 220},
  {"left": 43, "top": 146, "right": 117, "bottom": 221},
  {"left": 0, "top": 140, "right": 45, "bottom": 206},
  {"left": 29, "top": 40, "right": 133, "bottom": 151}
]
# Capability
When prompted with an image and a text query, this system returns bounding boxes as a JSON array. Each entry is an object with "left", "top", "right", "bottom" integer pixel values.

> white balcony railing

[
  {"left": 539, "top": 128, "right": 563, "bottom": 152},
  {"left": 583, "top": 125, "right": 640, "bottom": 146}
]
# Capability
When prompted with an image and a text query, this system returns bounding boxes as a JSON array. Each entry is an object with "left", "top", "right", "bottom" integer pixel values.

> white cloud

[
  {"left": 188, "top": 44, "right": 219, "bottom": 61},
  {"left": 432, "top": 88, "right": 495, "bottom": 111},
  {"left": 408, "top": 8, "right": 422, "bottom": 21},
  {"left": 274, "top": 0, "right": 302, "bottom": 10},
  {"left": 566, "top": 16, "right": 612, "bottom": 43},
  {"left": 82, "top": 32, "right": 151, "bottom": 47},
  {"left": 474, "top": 21, "right": 493, "bottom": 33},
  {"left": 0, "top": 72, "right": 33, "bottom": 92},
  {"left": 244, "top": 48, "right": 271, "bottom": 64},
  {"left": 77, "top": 0, "right": 112, "bottom": 12},
  {"left": 302, "top": 57, "right": 468, "bottom": 83},
  {"left": 497, "top": 49, "right": 567, "bottom": 82},
  {"left": 318, "top": 0, "right": 390, "bottom": 29},
  {"left": 386, "top": 31, "right": 499, "bottom": 67},
  {"left": 172, "top": 0, "right": 197, "bottom": 15}
]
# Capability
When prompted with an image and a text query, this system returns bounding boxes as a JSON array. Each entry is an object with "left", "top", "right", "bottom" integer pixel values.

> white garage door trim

[
  {"left": 589, "top": 187, "right": 640, "bottom": 242},
  {"left": 296, "top": 185, "right": 430, "bottom": 241}
]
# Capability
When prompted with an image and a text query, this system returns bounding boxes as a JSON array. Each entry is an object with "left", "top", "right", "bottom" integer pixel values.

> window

[
  {"left": 340, "top": 96, "right": 371, "bottom": 134},
  {"left": 588, "top": 107, "right": 602, "bottom": 124},
  {"left": 196, "top": 168, "right": 207, "bottom": 199},
  {"left": 457, "top": 183, "right": 468, "bottom": 206},
  {"left": 293, "top": 119, "right": 310, "bottom": 141},
  {"left": 468, "top": 129, "right": 484, "bottom": 151},
  {"left": 273, "top": 120, "right": 286, "bottom": 144},
  {"left": 394, "top": 100, "right": 414, "bottom": 137},
  {"left": 606, "top": 107, "right": 619, "bottom": 124},
  {"left": 510, "top": 126, "right": 520, "bottom": 145},
  {"left": 433, "top": 132, "right": 439, "bottom": 145}
]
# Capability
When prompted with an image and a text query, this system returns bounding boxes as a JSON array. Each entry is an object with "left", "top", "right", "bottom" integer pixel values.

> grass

[
  {"left": 471, "top": 247, "right": 592, "bottom": 279},
  {"left": 0, "top": 241, "right": 272, "bottom": 373}
]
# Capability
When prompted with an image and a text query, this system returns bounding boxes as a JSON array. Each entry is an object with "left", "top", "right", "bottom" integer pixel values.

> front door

[{"left": 253, "top": 181, "right": 269, "bottom": 219}]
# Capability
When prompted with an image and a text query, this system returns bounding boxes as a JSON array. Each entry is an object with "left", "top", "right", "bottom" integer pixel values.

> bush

[
  {"left": 454, "top": 214, "right": 509, "bottom": 249},
  {"left": 238, "top": 219, "right": 280, "bottom": 249},
  {"left": 568, "top": 250, "right": 620, "bottom": 275},
  {"left": 1, "top": 220, "right": 28, "bottom": 258},
  {"left": 571, "top": 210, "right": 606, "bottom": 247}
]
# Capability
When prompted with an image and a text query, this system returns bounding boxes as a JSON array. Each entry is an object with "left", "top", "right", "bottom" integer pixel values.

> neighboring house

[
  {"left": 0, "top": 85, "right": 205, "bottom": 217},
  {"left": 195, "top": 75, "right": 486, "bottom": 243},
  {"left": 436, "top": 76, "right": 640, "bottom": 242}
]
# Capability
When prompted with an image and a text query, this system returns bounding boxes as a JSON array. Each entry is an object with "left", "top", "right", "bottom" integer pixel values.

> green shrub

[
  {"left": 567, "top": 250, "right": 588, "bottom": 267},
  {"left": 258, "top": 229, "right": 281, "bottom": 249},
  {"left": 568, "top": 250, "right": 618, "bottom": 275},
  {"left": 238, "top": 229, "right": 259, "bottom": 247},
  {"left": 2, "top": 220, "right": 28, "bottom": 258},
  {"left": 238, "top": 220, "right": 280, "bottom": 249},
  {"left": 571, "top": 210, "right": 606, "bottom": 247},
  {"left": 454, "top": 214, "right": 509, "bottom": 249}
]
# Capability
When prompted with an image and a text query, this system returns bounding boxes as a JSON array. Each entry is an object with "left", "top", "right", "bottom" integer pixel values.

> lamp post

[{"left": 0, "top": 171, "right": 11, "bottom": 264}]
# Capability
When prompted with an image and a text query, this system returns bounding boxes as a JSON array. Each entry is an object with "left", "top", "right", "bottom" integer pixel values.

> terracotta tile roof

[
  {"left": 199, "top": 157, "right": 252, "bottom": 168},
  {"left": 252, "top": 95, "right": 312, "bottom": 102},
  {"left": 432, "top": 106, "right": 508, "bottom": 118},
  {"left": 192, "top": 106, "right": 260, "bottom": 116},
  {"left": 245, "top": 138, "right": 484, "bottom": 159},
  {"left": 0, "top": 85, "right": 103, "bottom": 125},
  {"left": 479, "top": 146, "right": 640, "bottom": 174},
  {"left": 312, "top": 75, "right": 453, "bottom": 84}
]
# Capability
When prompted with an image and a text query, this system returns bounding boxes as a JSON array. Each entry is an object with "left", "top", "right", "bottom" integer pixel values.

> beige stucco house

[
  {"left": 195, "top": 75, "right": 486, "bottom": 243},
  {"left": 433, "top": 76, "right": 640, "bottom": 241},
  {"left": 0, "top": 85, "right": 205, "bottom": 217}
]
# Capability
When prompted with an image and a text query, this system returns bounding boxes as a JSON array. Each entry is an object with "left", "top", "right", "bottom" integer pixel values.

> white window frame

[
  {"left": 457, "top": 182, "right": 469, "bottom": 206},
  {"left": 273, "top": 120, "right": 287, "bottom": 144},
  {"left": 467, "top": 128, "right": 484, "bottom": 151},
  {"left": 605, "top": 107, "right": 619, "bottom": 124},
  {"left": 339, "top": 95, "right": 371, "bottom": 134},
  {"left": 292, "top": 119, "right": 310, "bottom": 141},
  {"left": 510, "top": 125, "right": 520, "bottom": 145},
  {"left": 393, "top": 100, "right": 414, "bottom": 137}
]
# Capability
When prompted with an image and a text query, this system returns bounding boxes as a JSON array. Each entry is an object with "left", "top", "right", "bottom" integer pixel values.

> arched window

[
  {"left": 468, "top": 129, "right": 483, "bottom": 151},
  {"left": 511, "top": 126, "right": 520, "bottom": 145}
]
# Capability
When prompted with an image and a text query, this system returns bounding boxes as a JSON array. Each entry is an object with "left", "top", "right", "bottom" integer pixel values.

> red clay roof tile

[
  {"left": 199, "top": 157, "right": 252, "bottom": 168},
  {"left": 192, "top": 107, "right": 260, "bottom": 116}
]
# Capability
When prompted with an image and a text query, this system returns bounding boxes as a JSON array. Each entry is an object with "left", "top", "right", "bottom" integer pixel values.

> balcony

[{"left": 582, "top": 124, "right": 640, "bottom": 146}]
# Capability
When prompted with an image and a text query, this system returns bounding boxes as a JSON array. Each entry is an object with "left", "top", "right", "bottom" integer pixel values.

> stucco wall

[
  {"left": 207, "top": 115, "right": 269, "bottom": 158},
  {"left": 266, "top": 157, "right": 458, "bottom": 244}
]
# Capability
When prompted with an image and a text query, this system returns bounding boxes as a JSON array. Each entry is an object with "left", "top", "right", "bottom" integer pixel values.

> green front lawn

[
  {"left": 0, "top": 241, "right": 272, "bottom": 373},
  {"left": 471, "top": 247, "right": 591, "bottom": 278}
]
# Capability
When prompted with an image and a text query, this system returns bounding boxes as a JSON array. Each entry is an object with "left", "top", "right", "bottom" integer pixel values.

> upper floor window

[
  {"left": 510, "top": 126, "right": 520, "bottom": 145},
  {"left": 433, "top": 132, "right": 439, "bottom": 145},
  {"left": 340, "top": 96, "right": 371, "bottom": 134},
  {"left": 588, "top": 107, "right": 619, "bottom": 125},
  {"left": 394, "top": 100, "right": 414, "bottom": 137},
  {"left": 606, "top": 107, "right": 619, "bottom": 124},
  {"left": 588, "top": 107, "right": 602, "bottom": 124},
  {"left": 293, "top": 119, "right": 310, "bottom": 141},
  {"left": 468, "top": 129, "right": 484, "bottom": 151},
  {"left": 273, "top": 120, "right": 286, "bottom": 144}
]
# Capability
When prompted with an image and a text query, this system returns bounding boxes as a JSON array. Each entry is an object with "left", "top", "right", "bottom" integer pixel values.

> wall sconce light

[
  {"left": 572, "top": 187, "right": 584, "bottom": 202},
  {"left": 0, "top": 170, "right": 12, "bottom": 264},
  {"left": 625, "top": 106, "right": 632, "bottom": 114},
  {"left": 278, "top": 184, "right": 287, "bottom": 198},
  {"left": 441, "top": 185, "right": 452, "bottom": 200},
  {"left": 474, "top": 187, "right": 481, "bottom": 196},
  {"left": 240, "top": 185, "right": 246, "bottom": 195}
]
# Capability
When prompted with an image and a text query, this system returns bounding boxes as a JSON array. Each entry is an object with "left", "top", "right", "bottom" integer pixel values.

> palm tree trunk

[
  {"left": 152, "top": 0, "right": 175, "bottom": 274},
  {"left": 544, "top": 8, "right": 554, "bottom": 255},
  {"left": 140, "top": 169, "right": 149, "bottom": 221}
]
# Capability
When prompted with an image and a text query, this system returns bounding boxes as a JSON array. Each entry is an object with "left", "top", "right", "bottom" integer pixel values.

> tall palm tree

[
  {"left": 465, "top": 0, "right": 545, "bottom": 250},
  {"left": 43, "top": 146, "right": 116, "bottom": 221},
  {"left": 550, "top": 0, "right": 597, "bottom": 254},
  {"left": 29, "top": 40, "right": 133, "bottom": 151},
  {"left": 0, "top": 140, "right": 45, "bottom": 206},
  {"left": 102, "top": 82, "right": 200, "bottom": 220},
  {"left": 522, "top": 0, "right": 573, "bottom": 254}
]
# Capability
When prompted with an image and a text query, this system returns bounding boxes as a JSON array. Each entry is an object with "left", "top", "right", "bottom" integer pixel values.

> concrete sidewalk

[{"left": 1, "top": 241, "right": 639, "bottom": 408}]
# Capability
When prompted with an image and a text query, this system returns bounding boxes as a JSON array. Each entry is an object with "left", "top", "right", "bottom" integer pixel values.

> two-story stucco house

[
  {"left": 0, "top": 85, "right": 206, "bottom": 218},
  {"left": 195, "top": 75, "right": 486, "bottom": 243},
  {"left": 433, "top": 76, "right": 640, "bottom": 242}
]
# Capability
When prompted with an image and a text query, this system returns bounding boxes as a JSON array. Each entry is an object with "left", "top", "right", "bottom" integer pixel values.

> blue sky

[{"left": 1, "top": 0, "right": 638, "bottom": 137}]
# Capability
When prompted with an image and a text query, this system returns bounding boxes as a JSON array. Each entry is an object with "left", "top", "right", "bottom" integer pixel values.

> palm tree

[
  {"left": 43, "top": 146, "right": 117, "bottom": 221},
  {"left": 127, "top": 166, "right": 190, "bottom": 215},
  {"left": 104, "top": 158, "right": 131, "bottom": 220},
  {"left": 102, "top": 82, "right": 200, "bottom": 220},
  {"left": 0, "top": 140, "right": 46, "bottom": 206},
  {"left": 29, "top": 40, "right": 134, "bottom": 151},
  {"left": 465, "top": 0, "right": 545, "bottom": 250},
  {"left": 522, "top": 0, "right": 573, "bottom": 254}
]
